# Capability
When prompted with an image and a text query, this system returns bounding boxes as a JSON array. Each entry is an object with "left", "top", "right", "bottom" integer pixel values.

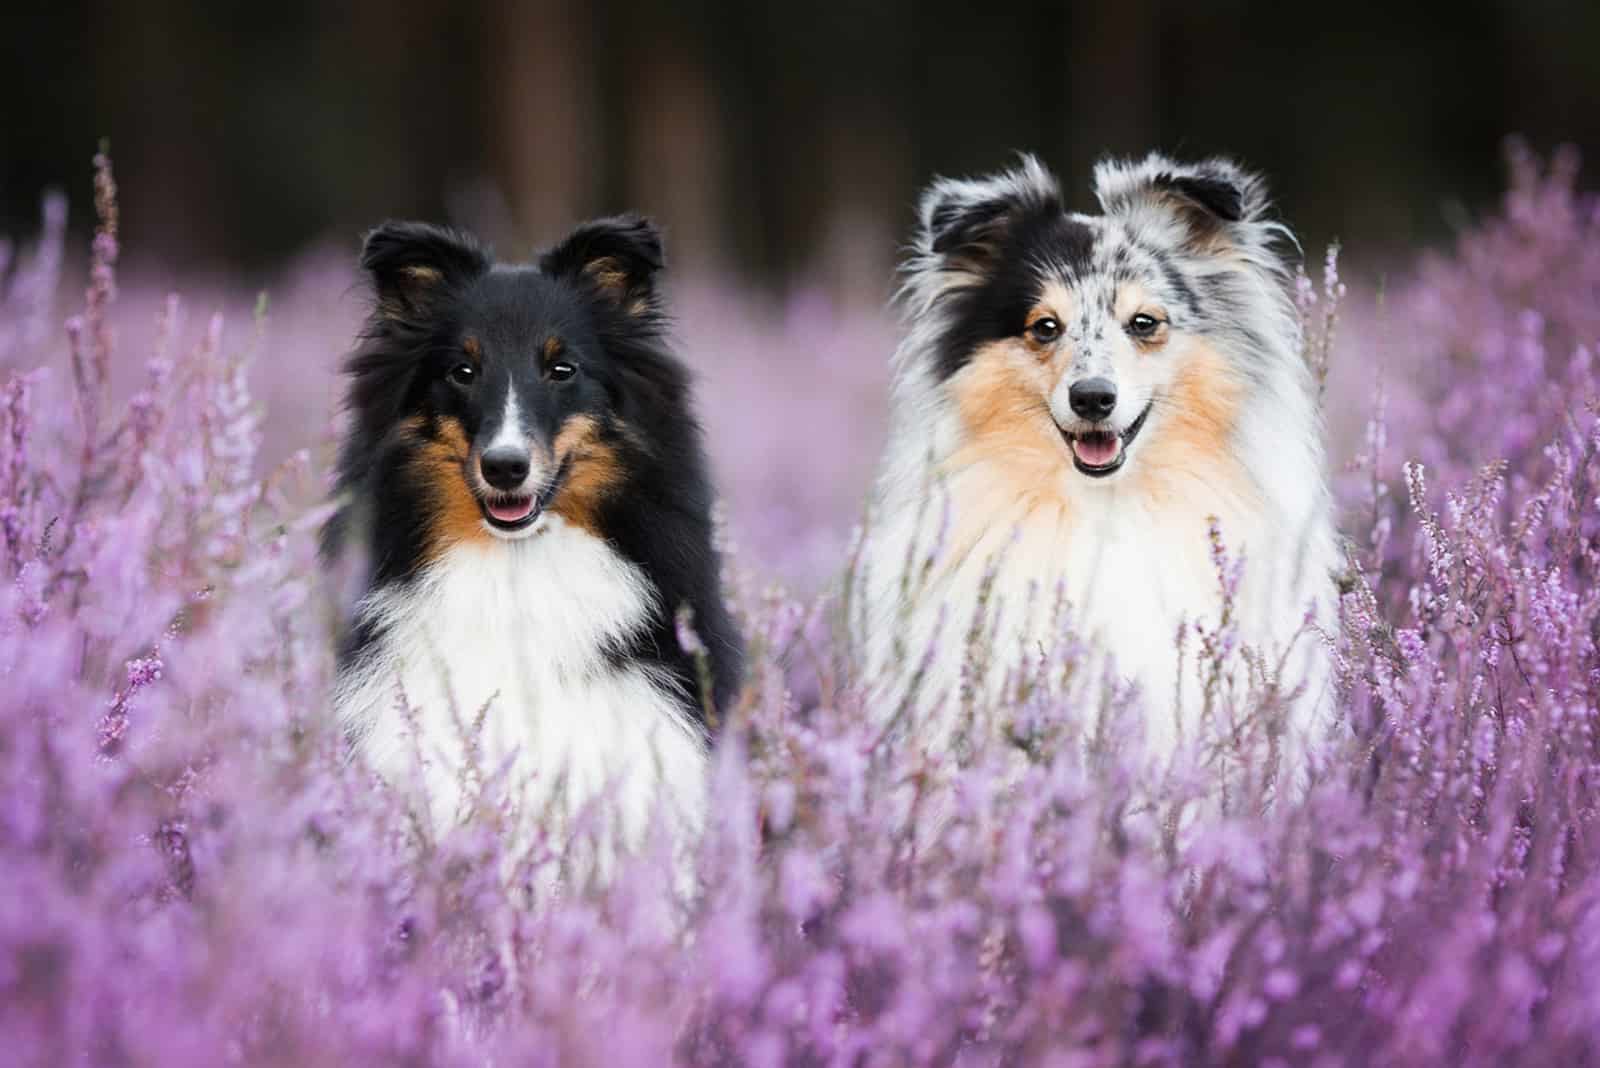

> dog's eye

[
  {"left": 448, "top": 362, "right": 477, "bottom": 385},
  {"left": 548, "top": 361, "right": 577, "bottom": 382},
  {"left": 1028, "top": 317, "right": 1062, "bottom": 344},
  {"left": 1127, "top": 313, "right": 1164, "bottom": 339}
]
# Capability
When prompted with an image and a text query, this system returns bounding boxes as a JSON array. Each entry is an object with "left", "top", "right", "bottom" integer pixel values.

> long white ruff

[
  {"left": 854, "top": 318, "right": 1340, "bottom": 777},
  {"left": 332, "top": 516, "right": 707, "bottom": 858}
]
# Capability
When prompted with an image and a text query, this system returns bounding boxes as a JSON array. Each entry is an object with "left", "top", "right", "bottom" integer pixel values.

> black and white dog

[{"left": 325, "top": 216, "right": 741, "bottom": 848}]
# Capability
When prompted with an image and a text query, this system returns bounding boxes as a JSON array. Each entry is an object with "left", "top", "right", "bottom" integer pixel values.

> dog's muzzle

[{"left": 1060, "top": 401, "right": 1153, "bottom": 478}]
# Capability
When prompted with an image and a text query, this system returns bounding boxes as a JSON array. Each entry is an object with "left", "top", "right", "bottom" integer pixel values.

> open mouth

[
  {"left": 1063, "top": 401, "right": 1153, "bottom": 478},
  {"left": 478, "top": 455, "right": 571, "bottom": 533},
  {"left": 482, "top": 493, "right": 541, "bottom": 530}
]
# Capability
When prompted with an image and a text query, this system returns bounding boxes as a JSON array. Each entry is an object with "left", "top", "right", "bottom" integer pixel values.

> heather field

[{"left": 3, "top": 145, "right": 1599, "bottom": 1066}]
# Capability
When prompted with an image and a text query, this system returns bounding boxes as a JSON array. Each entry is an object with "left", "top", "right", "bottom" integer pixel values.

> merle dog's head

[
  {"left": 902, "top": 153, "right": 1300, "bottom": 487},
  {"left": 341, "top": 215, "right": 686, "bottom": 554}
]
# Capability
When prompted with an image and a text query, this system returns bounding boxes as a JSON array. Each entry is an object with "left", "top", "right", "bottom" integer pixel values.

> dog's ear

[
  {"left": 1093, "top": 154, "right": 1271, "bottom": 245},
  {"left": 915, "top": 155, "right": 1062, "bottom": 283},
  {"left": 541, "top": 215, "right": 665, "bottom": 316},
  {"left": 360, "top": 221, "right": 489, "bottom": 320}
]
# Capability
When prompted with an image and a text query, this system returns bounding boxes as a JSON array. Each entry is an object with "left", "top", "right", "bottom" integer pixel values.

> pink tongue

[
  {"left": 487, "top": 496, "right": 535, "bottom": 523},
  {"left": 1072, "top": 433, "right": 1122, "bottom": 467}
]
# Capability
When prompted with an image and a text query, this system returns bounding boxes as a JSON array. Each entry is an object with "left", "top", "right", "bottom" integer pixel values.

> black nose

[
  {"left": 1068, "top": 377, "right": 1118, "bottom": 421},
  {"left": 480, "top": 447, "right": 531, "bottom": 491}
]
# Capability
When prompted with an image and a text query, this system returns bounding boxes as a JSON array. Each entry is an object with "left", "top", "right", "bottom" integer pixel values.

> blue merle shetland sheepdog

[
  {"left": 324, "top": 215, "right": 741, "bottom": 852},
  {"left": 855, "top": 154, "right": 1340, "bottom": 771}
]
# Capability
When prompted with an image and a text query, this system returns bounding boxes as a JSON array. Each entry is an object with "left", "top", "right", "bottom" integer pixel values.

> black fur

[
  {"left": 1155, "top": 172, "right": 1244, "bottom": 223},
  {"left": 323, "top": 215, "right": 743, "bottom": 727},
  {"left": 925, "top": 189, "right": 1097, "bottom": 381},
  {"left": 916, "top": 155, "right": 1275, "bottom": 383}
]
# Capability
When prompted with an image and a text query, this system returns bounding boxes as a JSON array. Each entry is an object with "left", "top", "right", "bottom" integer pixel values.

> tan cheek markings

[
  {"left": 940, "top": 340, "right": 1075, "bottom": 562},
  {"left": 549, "top": 414, "right": 624, "bottom": 536},
  {"left": 947, "top": 341, "right": 1058, "bottom": 465},
  {"left": 410, "top": 415, "right": 491, "bottom": 559},
  {"left": 1132, "top": 340, "right": 1252, "bottom": 506}
]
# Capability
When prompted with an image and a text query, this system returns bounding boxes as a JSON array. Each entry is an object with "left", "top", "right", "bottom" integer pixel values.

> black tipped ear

[
  {"left": 917, "top": 156, "right": 1062, "bottom": 280},
  {"left": 1156, "top": 173, "right": 1245, "bottom": 223},
  {"left": 540, "top": 215, "right": 664, "bottom": 315},
  {"left": 1093, "top": 155, "right": 1270, "bottom": 242},
  {"left": 360, "top": 221, "right": 489, "bottom": 319},
  {"left": 925, "top": 195, "right": 1017, "bottom": 273}
]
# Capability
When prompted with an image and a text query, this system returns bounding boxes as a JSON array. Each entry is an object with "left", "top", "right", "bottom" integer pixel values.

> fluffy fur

[
  {"left": 854, "top": 153, "right": 1340, "bottom": 772},
  {"left": 324, "top": 216, "right": 741, "bottom": 858}
]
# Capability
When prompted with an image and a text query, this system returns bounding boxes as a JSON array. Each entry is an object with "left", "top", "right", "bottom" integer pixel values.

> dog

[
  {"left": 324, "top": 215, "right": 741, "bottom": 856},
  {"left": 853, "top": 154, "right": 1339, "bottom": 773}
]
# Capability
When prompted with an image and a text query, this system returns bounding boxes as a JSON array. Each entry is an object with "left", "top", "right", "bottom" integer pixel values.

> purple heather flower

[{"left": 1, "top": 143, "right": 1599, "bottom": 1067}]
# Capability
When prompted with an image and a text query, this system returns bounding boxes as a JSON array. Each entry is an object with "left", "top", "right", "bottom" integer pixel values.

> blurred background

[
  {"left": 4, "top": 1, "right": 1598, "bottom": 585},
  {"left": 7, "top": 0, "right": 1599, "bottom": 289}
]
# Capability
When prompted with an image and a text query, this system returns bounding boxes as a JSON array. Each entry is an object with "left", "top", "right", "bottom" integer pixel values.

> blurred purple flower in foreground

[{"left": 2, "top": 143, "right": 1599, "bottom": 1065}]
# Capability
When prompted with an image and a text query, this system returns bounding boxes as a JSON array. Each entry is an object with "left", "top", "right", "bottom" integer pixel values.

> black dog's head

[
  {"left": 339, "top": 215, "right": 680, "bottom": 557},
  {"left": 329, "top": 214, "right": 743, "bottom": 715}
]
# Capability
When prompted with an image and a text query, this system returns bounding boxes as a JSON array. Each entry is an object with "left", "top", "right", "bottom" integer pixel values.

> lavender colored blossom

[{"left": 2, "top": 143, "right": 1600, "bottom": 1065}]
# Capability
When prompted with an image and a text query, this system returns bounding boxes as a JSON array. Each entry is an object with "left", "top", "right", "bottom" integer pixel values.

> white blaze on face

[
  {"left": 485, "top": 390, "right": 532, "bottom": 473},
  {"left": 480, "top": 389, "right": 544, "bottom": 530}
]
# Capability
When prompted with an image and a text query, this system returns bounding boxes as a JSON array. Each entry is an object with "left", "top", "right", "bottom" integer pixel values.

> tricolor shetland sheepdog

[
  {"left": 324, "top": 216, "right": 741, "bottom": 852},
  {"left": 855, "top": 154, "right": 1339, "bottom": 770}
]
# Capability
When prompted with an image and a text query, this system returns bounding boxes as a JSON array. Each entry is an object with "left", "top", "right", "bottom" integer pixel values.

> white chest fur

[
  {"left": 858, "top": 413, "right": 1336, "bottom": 767},
  {"left": 332, "top": 518, "right": 707, "bottom": 850}
]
